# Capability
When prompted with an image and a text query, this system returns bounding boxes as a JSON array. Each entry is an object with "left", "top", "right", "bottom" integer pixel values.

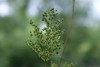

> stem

[
  {"left": 45, "top": 62, "right": 47, "bottom": 67},
  {"left": 58, "top": 0, "right": 75, "bottom": 67}
]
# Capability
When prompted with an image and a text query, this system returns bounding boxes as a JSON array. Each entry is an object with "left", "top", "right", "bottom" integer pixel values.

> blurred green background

[{"left": 0, "top": 0, "right": 100, "bottom": 67}]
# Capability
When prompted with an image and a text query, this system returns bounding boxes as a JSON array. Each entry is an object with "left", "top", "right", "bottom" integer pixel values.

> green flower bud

[
  {"left": 42, "top": 18, "right": 45, "bottom": 21},
  {"left": 30, "top": 19, "right": 33, "bottom": 24},
  {"left": 50, "top": 8, "right": 54, "bottom": 11},
  {"left": 30, "top": 34, "right": 33, "bottom": 37}
]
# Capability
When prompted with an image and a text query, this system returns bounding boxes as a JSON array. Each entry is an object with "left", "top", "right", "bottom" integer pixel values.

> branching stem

[{"left": 58, "top": 0, "right": 75, "bottom": 67}]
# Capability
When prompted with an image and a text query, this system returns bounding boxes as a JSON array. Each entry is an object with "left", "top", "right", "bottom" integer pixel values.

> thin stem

[
  {"left": 45, "top": 62, "right": 47, "bottom": 67},
  {"left": 58, "top": 0, "right": 75, "bottom": 67}
]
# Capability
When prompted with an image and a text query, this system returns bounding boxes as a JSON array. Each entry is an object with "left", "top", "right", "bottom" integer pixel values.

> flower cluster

[
  {"left": 50, "top": 62, "right": 75, "bottom": 67},
  {"left": 26, "top": 8, "right": 64, "bottom": 62},
  {"left": 63, "top": 62, "right": 75, "bottom": 67}
]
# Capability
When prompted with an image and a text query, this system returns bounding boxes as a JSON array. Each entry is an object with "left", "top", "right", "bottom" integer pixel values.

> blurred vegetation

[{"left": 0, "top": 0, "right": 100, "bottom": 67}]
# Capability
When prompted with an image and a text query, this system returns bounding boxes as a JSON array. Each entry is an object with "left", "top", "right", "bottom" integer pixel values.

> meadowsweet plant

[
  {"left": 26, "top": 8, "right": 64, "bottom": 62},
  {"left": 26, "top": 8, "right": 75, "bottom": 67}
]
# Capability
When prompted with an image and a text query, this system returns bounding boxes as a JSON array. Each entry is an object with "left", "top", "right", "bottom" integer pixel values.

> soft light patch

[
  {"left": 91, "top": 0, "right": 100, "bottom": 19},
  {"left": 78, "top": 42, "right": 91, "bottom": 54},
  {"left": 0, "top": 2, "right": 11, "bottom": 17}
]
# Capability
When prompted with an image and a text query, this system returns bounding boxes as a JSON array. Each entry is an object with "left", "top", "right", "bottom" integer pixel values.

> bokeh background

[{"left": 0, "top": 0, "right": 100, "bottom": 67}]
